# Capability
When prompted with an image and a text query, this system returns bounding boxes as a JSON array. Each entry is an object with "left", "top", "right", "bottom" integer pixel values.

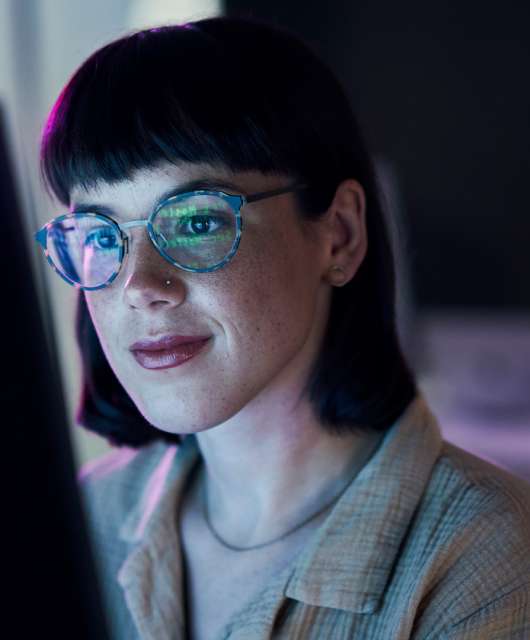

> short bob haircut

[{"left": 40, "top": 15, "right": 417, "bottom": 448}]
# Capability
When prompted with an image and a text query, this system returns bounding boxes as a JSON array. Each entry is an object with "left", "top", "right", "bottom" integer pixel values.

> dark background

[{"left": 225, "top": 0, "right": 530, "bottom": 310}]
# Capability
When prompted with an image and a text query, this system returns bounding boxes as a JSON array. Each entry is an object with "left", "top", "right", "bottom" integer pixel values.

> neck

[{"left": 192, "top": 399, "right": 384, "bottom": 549}]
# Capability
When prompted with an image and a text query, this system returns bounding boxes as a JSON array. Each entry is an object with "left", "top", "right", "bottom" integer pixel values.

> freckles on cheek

[
  {"left": 237, "top": 280, "right": 300, "bottom": 353},
  {"left": 212, "top": 266, "right": 273, "bottom": 350}
]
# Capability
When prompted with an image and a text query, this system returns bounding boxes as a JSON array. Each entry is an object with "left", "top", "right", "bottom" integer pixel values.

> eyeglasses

[{"left": 34, "top": 182, "right": 308, "bottom": 291}]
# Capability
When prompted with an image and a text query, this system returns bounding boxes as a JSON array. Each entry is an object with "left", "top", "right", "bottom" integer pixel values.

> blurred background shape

[{"left": 2, "top": 0, "right": 528, "bottom": 481}]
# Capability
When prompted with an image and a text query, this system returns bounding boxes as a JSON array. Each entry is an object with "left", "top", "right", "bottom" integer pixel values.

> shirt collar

[
  {"left": 284, "top": 392, "right": 443, "bottom": 613},
  {"left": 118, "top": 434, "right": 200, "bottom": 545},
  {"left": 116, "top": 436, "right": 201, "bottom": 639}
]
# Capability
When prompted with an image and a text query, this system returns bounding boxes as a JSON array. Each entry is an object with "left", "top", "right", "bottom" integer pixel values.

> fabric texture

[{"left": 78, "top": 393, "right": 530, "bottom": 639}]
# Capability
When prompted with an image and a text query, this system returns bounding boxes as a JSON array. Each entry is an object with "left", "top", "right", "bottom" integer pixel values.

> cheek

[
  {"left": 215, "top": 226, "right": 319, "bottom": 354},
  {"left": 83, "top": 292, "right": 119, "bottom": 360}
]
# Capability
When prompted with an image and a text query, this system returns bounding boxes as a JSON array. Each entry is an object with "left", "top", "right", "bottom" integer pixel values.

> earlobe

[{"left": 327, "top": 264, "right": 348, "bottom": 287}]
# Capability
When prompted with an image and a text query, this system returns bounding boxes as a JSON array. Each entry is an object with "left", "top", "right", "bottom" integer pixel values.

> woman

[{"left": 35, "top": 16, "right": 530, "bottom": 640}]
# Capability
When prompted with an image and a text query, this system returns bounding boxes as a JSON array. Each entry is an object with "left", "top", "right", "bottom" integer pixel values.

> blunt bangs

[{"left": 40, "top": 18, "right": 355, "bottom": 207}]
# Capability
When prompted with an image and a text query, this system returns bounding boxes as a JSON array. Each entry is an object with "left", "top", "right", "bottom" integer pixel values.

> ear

[{"left": 319, "top": 179, "right": 367, "bottom": 287}]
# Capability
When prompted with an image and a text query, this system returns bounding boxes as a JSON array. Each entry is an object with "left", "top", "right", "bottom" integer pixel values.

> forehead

[{"left": 68, "top": 162, "right": 288, "bottom": 210}]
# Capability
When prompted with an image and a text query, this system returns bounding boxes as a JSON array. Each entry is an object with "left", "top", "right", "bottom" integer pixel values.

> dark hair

[{"left": 41, "top": 16, "right": 417, "bottom": 448}]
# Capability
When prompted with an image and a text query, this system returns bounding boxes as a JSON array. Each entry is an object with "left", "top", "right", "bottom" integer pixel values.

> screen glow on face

[{"left": 151, "top": 193, "right": 238, "bottom": 269}]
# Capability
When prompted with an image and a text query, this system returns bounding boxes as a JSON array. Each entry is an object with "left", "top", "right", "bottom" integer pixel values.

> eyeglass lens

[{"left": 45, "top": 193, "right": 238, "bottom": 288}]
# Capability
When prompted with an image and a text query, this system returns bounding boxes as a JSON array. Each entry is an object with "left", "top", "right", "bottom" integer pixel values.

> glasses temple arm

[{"left": 245, "top": 183, "right": 308, "bottom": 204}]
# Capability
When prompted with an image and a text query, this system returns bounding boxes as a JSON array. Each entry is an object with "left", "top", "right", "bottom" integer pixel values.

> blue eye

[{"left": 85, "top": 227, "right": 120, "bottom": 250}]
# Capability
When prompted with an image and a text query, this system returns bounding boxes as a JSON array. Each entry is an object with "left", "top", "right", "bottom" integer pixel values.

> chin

[
  {"left": 134, "top": 400, "right": 228, "bottom": 436},
  {"left": 142, "top": 389, "right": 262, "bottom": 436}
]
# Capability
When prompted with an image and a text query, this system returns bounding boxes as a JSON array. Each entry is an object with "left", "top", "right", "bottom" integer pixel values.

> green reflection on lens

[{"left": 163, "top": 231, "right": 234, "bottom": 248}]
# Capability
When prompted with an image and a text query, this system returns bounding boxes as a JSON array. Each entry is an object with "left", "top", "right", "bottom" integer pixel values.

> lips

[
  {"left": 130, "top": 336, "right": 212, "bottom": 370},
  {"left": 129, "top": 334, "right": 211, "bottom": 352}
]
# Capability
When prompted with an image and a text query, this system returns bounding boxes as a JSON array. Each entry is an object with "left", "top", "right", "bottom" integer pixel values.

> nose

[{"left": 121, "top": 228, "right": 186, "bottom": 310}]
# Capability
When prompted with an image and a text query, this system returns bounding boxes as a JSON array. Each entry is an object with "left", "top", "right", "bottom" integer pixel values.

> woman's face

[{"left": 73, "top": 161, "right": 333, "bottom": 435}]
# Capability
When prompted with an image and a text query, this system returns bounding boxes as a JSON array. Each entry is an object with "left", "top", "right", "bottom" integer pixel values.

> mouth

[
  {"left": 131, "top": 337, "right": 212, "bottom": 370},
  {"left": 129, "top": 334, "right": 212, "bottom": 351}
]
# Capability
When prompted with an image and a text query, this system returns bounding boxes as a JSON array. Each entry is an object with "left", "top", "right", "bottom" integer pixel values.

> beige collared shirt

[{"left": 78, "top": 393, "right": 530, "bottom": 639}]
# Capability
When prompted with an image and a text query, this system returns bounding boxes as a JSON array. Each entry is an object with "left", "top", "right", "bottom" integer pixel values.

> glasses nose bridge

[
  {"left": 119, "top": 217, "right": 170, "bottom": 274},
  {"left": 119, "top": 218, "right": 152, "bottom": 252},
  {"left": 120, "top": 218, "right": 149, "bottom": 233}
]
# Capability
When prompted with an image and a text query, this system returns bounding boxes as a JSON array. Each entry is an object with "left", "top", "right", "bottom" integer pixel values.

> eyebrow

[{"left": 70, "top": 177, "right": 248, "bottom": 216}]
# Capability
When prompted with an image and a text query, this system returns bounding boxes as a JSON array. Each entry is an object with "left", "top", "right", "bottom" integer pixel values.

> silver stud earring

[
  {"left": 165, "top": 280, "right": 171, "bottom": 286},
  {"left": 329, "top": 265, "right": 347, "bottom": 286}
]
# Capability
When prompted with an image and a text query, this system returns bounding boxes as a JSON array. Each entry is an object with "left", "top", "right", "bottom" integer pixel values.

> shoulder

[
  {"left": 408, "top": 440, "right": 530, "bottom": 636},
  {"left": 76, "top": 439, "right": 172, "bottom": 533},
  {"left": 77, "top": 438, "right": 170, "bottom": 485},
  {"left": 77, "top": 438, "right": 170, "bottom": 490},
  {"left": 424, "top": 439, "right": 530, "bottom": 544}
]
